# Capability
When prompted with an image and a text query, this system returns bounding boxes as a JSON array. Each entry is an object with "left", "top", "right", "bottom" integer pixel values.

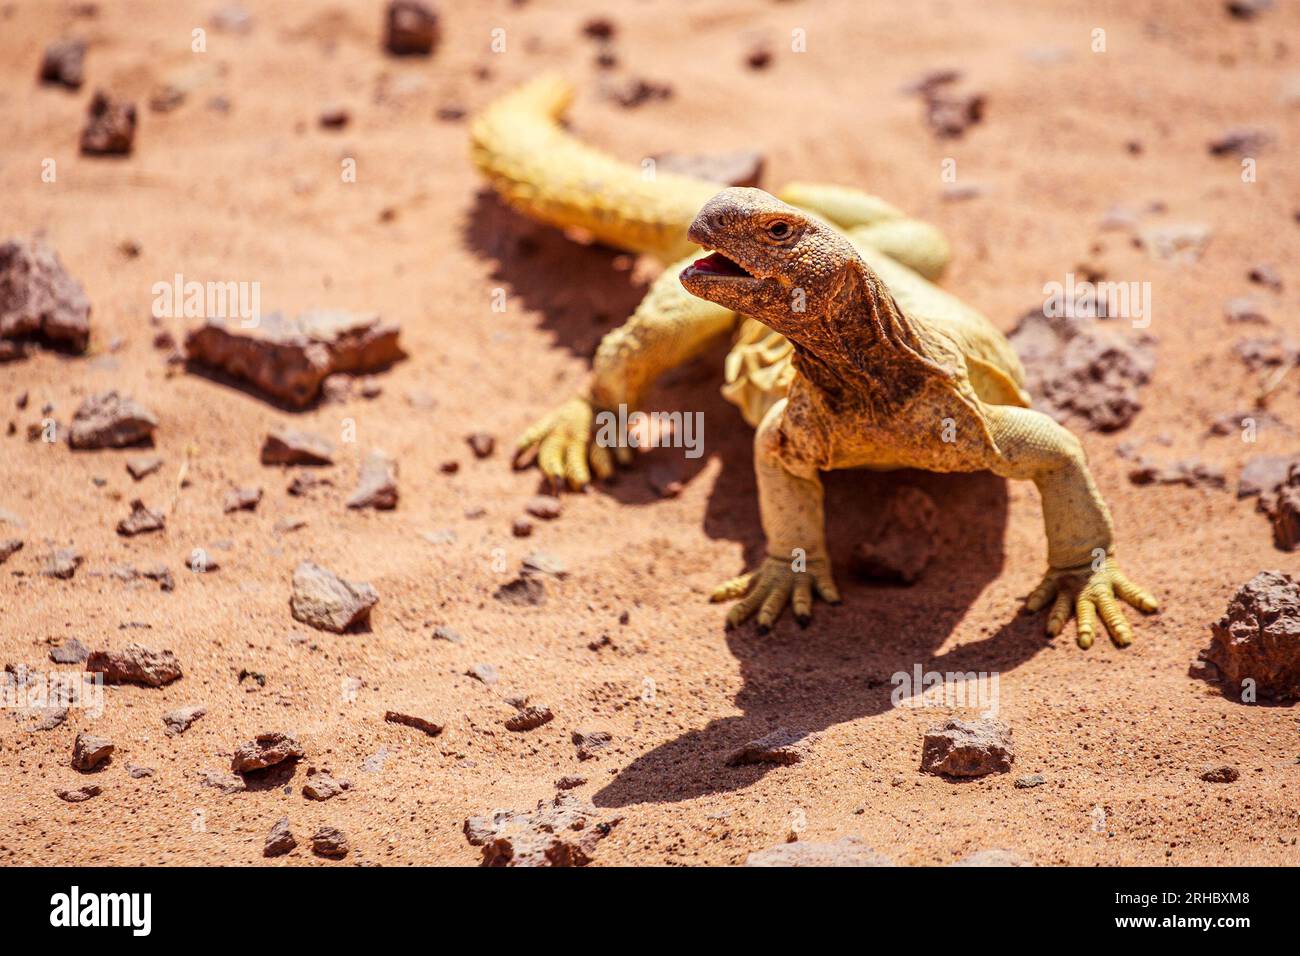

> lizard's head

[{"left": 680, "top": 187, "right": 856, "bottom": 339}]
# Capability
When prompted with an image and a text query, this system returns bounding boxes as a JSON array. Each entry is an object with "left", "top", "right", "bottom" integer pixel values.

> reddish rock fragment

[
  {"left": 726, "top": 727, "right": 818, "bottom": 766},
  {"left": 921, "top": 717, "right": 1014, "bottom": 777},
  {"left": 39, "top": 38, "right": 86, "bottom": 89},
  {"left": 384, "top": 711, "right": 443, "bottom": 736},
  {"left": 0, "top": 239, "right": 92, "bottom": 353},
  {"left": 186, "top": 310, "right": 401, "bottom": 409},
  {"left": 384, "top": 0, "right": 439, "bottom": 55},
  {"left": 261, "top": 426, "right": 335, "bottom": 466},
  {"left": 68, "top": 391, "right": 157, "bottom": 449},
  {"left": 231, "top": 731, "right": 304, "bottom": 773},
  {"left": 464, "top": 793, "right": 621, "bottom": 867},
  {"left": 87, "top": 644, "right": 181, "bottom": 686},
  {"left": 80, "top": 90, "right": 136, "bottom": 155},
  {"left": 117, "top": 499, "right": 165, "bottom": 536},
  {"left": 1201, "top": 571, "right": 1300, "bottom": 701}
]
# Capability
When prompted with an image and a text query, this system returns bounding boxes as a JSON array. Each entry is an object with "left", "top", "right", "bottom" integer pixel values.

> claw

[{"left": 1027, "top": 556, "right": 1157, "bottom": 650}]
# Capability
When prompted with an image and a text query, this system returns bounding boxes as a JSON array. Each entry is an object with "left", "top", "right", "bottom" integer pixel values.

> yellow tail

[{"left": 470, "top": 75, "right": 718, "bottom": 261}]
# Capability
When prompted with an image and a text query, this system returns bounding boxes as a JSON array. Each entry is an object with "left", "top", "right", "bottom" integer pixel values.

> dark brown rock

[
  {"left": 1239, "top": 454, "right": 1299, "bottom": 503},
  {"left": 521, "top": 551, "right": 566, "bottom": 579},
  {"left": 1008, "top": 309, "right": 1155, "bottom": 432},
  {"left": 1208, "top": 127, "right": 1271, "bottom": 157},
  {"left": 525, "top": 495, "right": 562, "bottom": 520},
  {"left": 1234, "top": 336, "right": 1298, "bottom": 373},
  {"left": 261, "top": 426, "right": 334, "bottom": 466},
  {"left": 126, "top": 455, "right": 163, "bottom": 480},
  {"left": 39, "top": 38, "right": 86, "bottom": 89},
  {"left": 493, "top": 575, "right": 546, "bottom": 607},
  {"left": 163, "top": 705, "right": 206, "bottom": 735},
  {"left": 726, "top": 727, "right": 818, "bottom": 766},
  {"left": 603, "top": 76, "right": 673, "bottom": 109},
  {"left": 198, "top": 769, "right": 246, "bottom": 794},
  {"left": 222, "top": 486, "right": 262, "bottom": 513},
  {"left": 466, "top": 432, "right": 495, "bottom": 458},
  {"left": 42, "top": 547, "right": 82, "bottom": 579},
  {"left": 302, "top": 771, "right": 351, "bottom": 801},
  {"left": 652, "top": 150, "right": 765, "bottom": 188},
  {"left": 581, "top": 17, "right": 615, "bottom": 40},
  {"left": 384, "top": 710, "right": 443, "bottom": 737},
  {"left": 346, "top": 450, "right": 398, "bottom": 509},
  {"left": 318, "top": 104, "right": 349, "bottom": 129},
  {"left": 116, "top": 498, "right": 165, "bottom": 536},
  {"left": 919, "top": 80, "right": 985, "bottom": 139},
  {"left": 466, "top": 663, "right": 499, "bottom": 685},
  {"left": 290, "top": 561, "right": 378, "bottom": 632},
  {"left": 746, "top": 837, "right": 894, "bottom": 867},
  {"left": 56, "top": 785, "right": 102, "bottom": 803},
  {"left": 0, "top": 538, "right": 23, "bottom": 565},
  {"left": 555, "top": 775, "right": 587, "bottom": 790},
  {"left": 87, "top": 644, "right": 181, "bottom": 686},
  {"left": 68, "top": 391, "right": 157, "bottom": 449},
  {"left": 1127, "top": 458, "right": 1226, "bottom": 490},
  {"left": 186, "top": 310, "right": 402, "bottom": 409},
  {"left": 1200, "top": 764, "right": 1239, "bottom": 783},
  {"left": 464, "top": 793, "right": 621, "bottom": 867},
  {"left": 49, "top": 638, "right": 88, "bottom": 664},
  {"left": 264, "top": 816, "right": 296, "bottom": 857},
  {"left": 231, "top": 731, "right": 304, "bottom": 773},
  {"left": 505, "top": 704, "right": 553, "bottom": 732},
  {"left": 571, "top": 729, "right": 612, "bottom": 761},
  {"left": 1248, "top": 263, "right": 1283, "bottom": 292},
  {"left": 511, "top": 517, "right": 533, "bottom": 538},
  {"left": 80, "top": 90, "right": 136, "bottom": 155},
  {"left": 850, "top": 485, "right": 939, "bottom": 585},
  {"left": 384, "top": 0, "right": 439, "bottom": 55},
  {"left": 71, "top": 732, "right": 114, "bottom": 771},
  {"left": 1272, "top": 480, "right": 1300, "bottom": 551},
  {"left": 311, "top": 826, "right": 349, "bottom": 858},
  {"left": 1226, "top": 0, "right": 1273, "bottom": 19},
  {"left": 0, "top": 239, "right": 92, "bottom": 354},
  {"left": 1203, "top": 571, "right": 1300, "bottom": 701},
  {"left": 921, "top": 717, "right": 1014, "bottom": 777},
  {"left": 287, "top": 471, "right": 331, "bottom": 495}
]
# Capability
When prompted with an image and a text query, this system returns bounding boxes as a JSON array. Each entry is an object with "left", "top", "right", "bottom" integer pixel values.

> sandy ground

[{"left": 1, "top": 0, "right": 1298, "bottom": 866}]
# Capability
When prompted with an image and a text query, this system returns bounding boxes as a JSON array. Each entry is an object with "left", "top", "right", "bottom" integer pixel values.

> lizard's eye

[{"left": 766, "top": 220, "right": 793, "bottom": 241}]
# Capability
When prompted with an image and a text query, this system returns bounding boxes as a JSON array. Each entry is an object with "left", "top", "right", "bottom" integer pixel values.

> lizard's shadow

[
  {"left": 462, "top": 190, "right": 650, "bottom": 361},
  {"left": 592, "top": 457, "right": 1054, "bottom": 809}
]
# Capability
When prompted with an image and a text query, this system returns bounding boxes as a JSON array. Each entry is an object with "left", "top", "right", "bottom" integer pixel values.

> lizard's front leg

[
  {"left": 984, "top": 405, "right": 1158, "bottom": 648},
  {"left": 515, "top": 254, "right": 735, "bottom": 490},
  {"left": 712, "top": 399, "right": 840, "bottom": 631}
]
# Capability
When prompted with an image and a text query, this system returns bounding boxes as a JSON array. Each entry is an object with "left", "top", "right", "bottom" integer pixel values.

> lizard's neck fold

[{"left": 791, "top": 258, "right": 949, "bottom": 410}]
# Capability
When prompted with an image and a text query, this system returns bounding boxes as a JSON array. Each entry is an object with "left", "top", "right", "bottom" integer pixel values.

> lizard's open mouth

[{"left": 687, "top": 250, "right": 754, "bottom": 279}]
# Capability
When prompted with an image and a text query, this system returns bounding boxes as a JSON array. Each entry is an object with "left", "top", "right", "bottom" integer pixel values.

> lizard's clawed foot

[
  {"left": 1023, "top": 556, "right": 1158, "bottom": 649},
  {"left": 513, "top": 395, "right": 632, "bottom": 492},
  {"left": 711, "top": 556, "right": 840, "bottom": 632}
]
